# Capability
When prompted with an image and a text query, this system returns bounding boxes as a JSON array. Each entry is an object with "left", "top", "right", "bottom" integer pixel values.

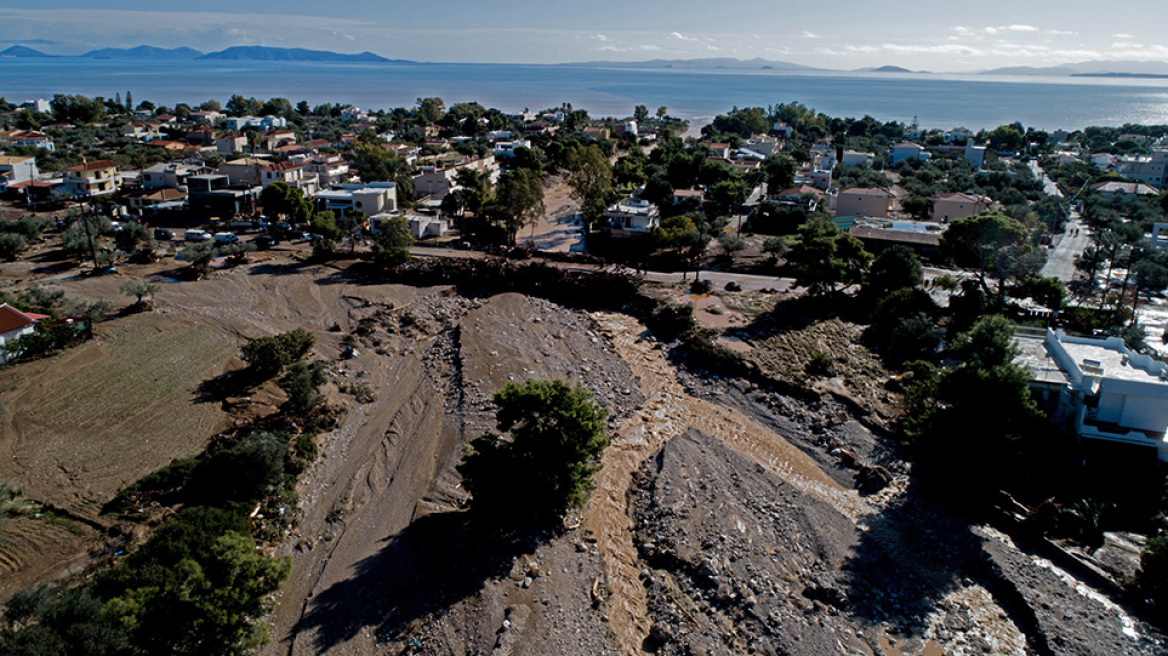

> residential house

[
  {"left": 889, "top": 142, "right": 929, "bottom": 165},
  {"left": 19, "top": 98, "right": 50, "bottom": 114},
  {"left": 141, "top": 162, "right": 209, "bottom": 190},
  {"left": 492, "top": 140, "right": 533, "bottom": 158},
  {"left": 672, "top": 189, "right": 705, "bottom": 206},
  {"left": 412, "top": 155, "right": 498, "bottom": 200},
  {"left": 0, "top": 303, "right": 48, "bottom": 364},
  {"left": 1015, "top": 327, "right": 1168, "bottom": 461},
  {"left": 773, "top": 185, "right": 825, "bottom": 211},
  {"left": 127, "top": 187, "right": 187, "bottom": 211},
  {"left": 1050, "top": 129, "right": 1070, "bottom": 144},
  {"left": 186, "top": 174, "right": 259, "bottom": 216},
  {"left": 931, "top": 192, "right": 991, "bottom": 222},
  {"left": 0, "top": 130, "right": 54, "bottom": 151},
  {"left": 121, "top": 122, "right": 162, "bottom": 142},
  {"left": 615, "top": 121, "right": 638, "bottom": 136},
  {"left": 224, "top": 115, "right": 286, "bottom": 131},
  {"left": 830, "top": 187, "right": 896, "bottom": 218},
  {"left": 602, "top": 197, "right": 660, "bottom": 235},
  {"left": 303, "top": 154, "right": 350, "bottom": 187},
  {"left": 315, "top": 182, "right": 397, "bottom": 218},
  {"left": 259, "top": 130, "right": 297, "bottom": 152},
  {"left": 186, "top": 127, "right": 217, "bottom": 147},
  {"left": 64, "top": 160, "right": 121, "bottom": 198},
  {"left": 189, "top": 110, "right": 225, "bottom": 126},
  {"left": 847, "top": 220, "right": 944, "bottom": 255},
  {"left": 260, "top": 161, "right": 318, "bottom": 195},
  {"left": 770, "top": 123, "right": 794, "bottom": 139},
  {"left": 511, "top": 109, "right": 537, "bottom": 123},
  {"left": 1117, "top": 149, "right": 1168, "bottom": 189},
  {"left": 741, "top": 136, "right": 780, "bottom": 158},
  {"left": 841, "top": 150, "right": 874, "bottom": 167},
  {"left": 0, "top": 156, "right": 38, "bottom": 193},
  {"left": 217, "top": 134, "right": 248, "bottom": 156},
  {"left": 218, "top": 157, "right": 268, "bottom": 187},
  {"left": 964, "top": 143, "right": 987, "bottom": 168},
  {"left": 1092, "top": 181, "right": 1160, "bottom": 199}
]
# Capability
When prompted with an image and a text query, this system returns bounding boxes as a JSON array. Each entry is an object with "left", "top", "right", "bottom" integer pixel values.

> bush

[
  {"left": 458, "top": 380, "right": 608, "bottom": 525},
  {"left": 0, "top": 233, "right": 28, "bottom": 261},
  {"left": 647, "top": 301, "right": 696, "bottom": 340},
  {"left": 1136, "top": 535, "right": 1168, "bottom": 618},
  {"left": 807, "top": 351, "right": 835, "bottom": 376},
  {"left": 240, "top": 328, "right": 314, "bottom": 377},
  {"left": 279, "top": 361, "right": 326, "bottom": 414}
]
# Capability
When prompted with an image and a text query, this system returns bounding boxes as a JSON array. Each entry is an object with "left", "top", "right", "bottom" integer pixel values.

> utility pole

[{"left": 79, "top": 200, "right": 100, "bottom": 273}]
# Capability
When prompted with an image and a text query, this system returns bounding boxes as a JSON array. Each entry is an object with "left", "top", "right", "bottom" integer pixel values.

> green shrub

[
  {"left": 279, "top": 361, "right": 326, "bottom": 414},
  {"left": 458, "top": 380, "right": 608, "bottom": 525},
  {"left": 240, "top": 328, "right": 314, "bottom": 377}
]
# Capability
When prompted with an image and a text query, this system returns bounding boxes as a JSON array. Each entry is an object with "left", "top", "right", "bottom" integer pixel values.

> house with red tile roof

[{"left": 0, "top": 303, "right": 49, "bottom": 363}]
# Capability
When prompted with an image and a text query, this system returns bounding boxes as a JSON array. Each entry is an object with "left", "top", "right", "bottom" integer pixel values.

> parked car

[
  {"left": 153, "top": 228, "right": 173, "bottom": 241},
  {"left": 253, "top": 234, "right": 277, "bottom": 250},
  {"left": 184, "top": 229, "right": 212, "bottom": 242},
  {"left": 214, "top": 232, "right": 239, "bottom": 245}
]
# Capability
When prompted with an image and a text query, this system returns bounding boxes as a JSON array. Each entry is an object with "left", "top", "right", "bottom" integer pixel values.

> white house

[
  {"left": 20, "top": 98, "right": 50, "bottom": 114},
  {"left": 841, "top": 150, "right": 874, "bottom": 167},
  {"left": 964, "top": 143, "right": 987, "bottom": 168},
  {"left": 141, "top": 162, "right": 209, "bottom": 190},
  {"left": 602, "top": 197, "right": 660, "bottom": 234},
  {"left": 890, "top": 142, "right": 929, "bottom": 165},
  {"left": 492, "top": 140, "right": 533, "bottom": 158},
  {"left": 260, "top": 161, "right": 318, "bottom": 195},
  {"left": 217, "top": 134, "right": 248, "bottom": 157},
  {"left": 0, "top": 156, "right": 39, "bottom": 193},
  {"left": 1016, "top": 327, "right": 1168, "bottom": 460},
  {"left": 315, "top": 182, "right": 397, "bottom": 218}
]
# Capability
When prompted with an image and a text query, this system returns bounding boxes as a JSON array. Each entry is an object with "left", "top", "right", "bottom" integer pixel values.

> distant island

[
  {"left": 0, "top": 44, "right": 406, "bottom": 63},
  {"left": 199, "top": 46, "right": 400, "bottom": 63},
  {"left": 83, "top": 45, "right": 204, "bottom": 60},
  {"left": 860, "top": 65, "right": 918, "bottom": 74},
  {"left": 1072, "top": 72, "right": 1168, "bottom": 79},
  {"left": 0, "top": 45, "right": 53, "bottom": 58}
]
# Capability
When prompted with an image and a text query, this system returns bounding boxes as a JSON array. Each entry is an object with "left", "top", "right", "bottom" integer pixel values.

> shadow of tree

[
  {"left": 838, "top": 495, "right": 970, "bottom": 631},
  {"left": 192, "top": 366, "right": 262, "bottom": 404},
  {"left": 297, "top": 510, "right": 549, "bottom": 651}
]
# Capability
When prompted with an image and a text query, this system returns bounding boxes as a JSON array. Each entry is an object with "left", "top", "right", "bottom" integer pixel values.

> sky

[{"left": 1, "top": 1, "right": 1166, "bottom": 71}]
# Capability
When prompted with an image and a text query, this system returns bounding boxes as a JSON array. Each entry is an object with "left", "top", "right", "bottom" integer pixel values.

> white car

[
  {"left": 214, "top": 232, "right": 239, "bottom": 245},
  {"left": 184, "top": 229, "right": 212, "bottom": 242}
]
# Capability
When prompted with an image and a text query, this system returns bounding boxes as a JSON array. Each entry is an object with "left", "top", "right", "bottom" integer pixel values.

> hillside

[
  {"left": 82, "top": 45, "right": 203, "bottom": 59},
  {"left": 198, "top": 46, "right": 396, "bottom": 62},
  {"left": 0, "top": 46, "right": 52, "bottom": 58}
]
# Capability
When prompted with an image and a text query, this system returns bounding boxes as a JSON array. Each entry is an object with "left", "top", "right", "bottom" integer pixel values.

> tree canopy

[
  {"left": 458, "top": 380, "right": 608, "bottom": 525},
  {"left": 786, "top": 216, "right": 873, "bottom": 295},
  {"left": 565, "top": 143, "right": 614, "bottom": 230}
]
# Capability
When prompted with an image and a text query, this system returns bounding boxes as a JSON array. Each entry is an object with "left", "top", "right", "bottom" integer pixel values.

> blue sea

[{"left": 4, "top": 58, "right": 1168, "bottom": 131}]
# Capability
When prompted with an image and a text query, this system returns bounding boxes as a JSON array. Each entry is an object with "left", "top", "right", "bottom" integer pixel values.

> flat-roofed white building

[{"left": 1015, "top": 327, "right": 1168, "bottom": 460}]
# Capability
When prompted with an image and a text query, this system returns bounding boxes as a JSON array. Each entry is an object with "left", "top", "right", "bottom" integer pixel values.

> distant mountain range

[
  {"left": 0, "top": 44, "right": 403, "bottom": 63},
  {"left": 3, "top": 45, "right": 1168, "bottom": 78},
  {"left": 978, "top": 60, "right": 1168, "bottom": 76}
]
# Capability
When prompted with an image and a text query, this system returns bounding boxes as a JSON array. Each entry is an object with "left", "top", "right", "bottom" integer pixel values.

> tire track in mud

[{"left": 582, "top": 312, "right": 872, "bottom": 655}]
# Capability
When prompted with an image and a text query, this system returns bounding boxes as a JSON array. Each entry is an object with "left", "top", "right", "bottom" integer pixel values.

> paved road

[{"left": 1028, "top": 160, "right": 1091, "bottom": 282}]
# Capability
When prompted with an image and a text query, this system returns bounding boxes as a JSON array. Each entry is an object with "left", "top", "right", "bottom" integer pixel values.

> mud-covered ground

[{"left": 0, "top": 250, "right": 1163, "bottom": 656}]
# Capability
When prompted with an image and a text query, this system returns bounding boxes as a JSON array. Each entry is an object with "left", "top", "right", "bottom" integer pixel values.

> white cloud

[
  {"left": 802, "top": 31, "right": 820, "bottom": 39},
  {"left": 1112, "top": 33, "right": 1133, "bottom": 39},
  {"left": 986, "top": 24, "right": 1038, "bottom": 35},
  {"left": 671, "top": 31, "right": 697, "bottom": 42},
  {"left": 593, "top": 34, "right": 607, "bottom": 42},
  {"left": 1047, "top": 29, "right": 1077, "bottom": 36}
]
